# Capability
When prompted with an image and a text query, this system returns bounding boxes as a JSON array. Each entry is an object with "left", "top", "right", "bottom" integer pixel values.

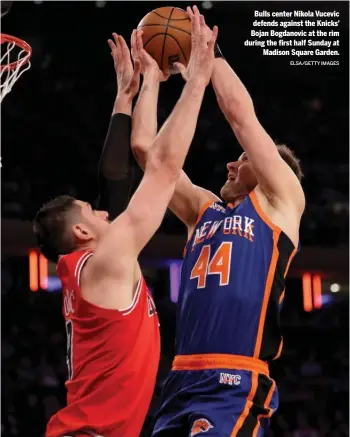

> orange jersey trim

[
  {"left": 249, "top": 191, "right": 280, "bottom": 232},
  {"left": 253, "top": 229, "right": 281, "bottom": 358},
  {"left": 251, "top": 379, "right": 276, "bottom": 437},
  {"left": 184, "top": 200, "right": 215, "bottom": 257},
  {"left": 172, "top": 354, "right": 269, "bottom": 376},
  {"left": 273, "top": 246, "right": 297, "bottom": 360},
  {"left": 274, "top": 338, "right": 284, "bottom": 361},
  {"left": 230, "top": 371, "right": 259, "bottom": 436}
]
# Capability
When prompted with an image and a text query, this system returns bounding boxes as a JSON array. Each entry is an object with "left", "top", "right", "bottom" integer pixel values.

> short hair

[
  {"left": 276, "top": 144, "right": 303, "bottom": 181},
  {"left": 33, "top": 195, "right": 81, "bottom": 262}
]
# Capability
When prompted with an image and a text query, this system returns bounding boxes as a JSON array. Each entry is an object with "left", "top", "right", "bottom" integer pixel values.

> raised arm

[
  {"left": 212, "top": 58, "right": 304, "bottom": 211},
  {"left": 92, "top": 16, "right": 219, "bottom": 276},
  {"left": 190, "top": 6, "right": 304, "bottom": 213},
  {"left": 131, "top": 28, "right": 219, "bottom": 234},
  {"left": 96, "top": 33, "right": 141, "bottom": 220}
]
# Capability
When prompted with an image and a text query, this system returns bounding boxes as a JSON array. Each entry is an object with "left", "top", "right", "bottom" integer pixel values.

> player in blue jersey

[{"left": 132, "top": 6, "right": 305, "bottom": 437}]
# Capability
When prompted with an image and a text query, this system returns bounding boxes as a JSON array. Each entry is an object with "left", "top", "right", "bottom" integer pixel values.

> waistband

[{"left": 172, "top": 354, "right": 269, "bottom": 376}]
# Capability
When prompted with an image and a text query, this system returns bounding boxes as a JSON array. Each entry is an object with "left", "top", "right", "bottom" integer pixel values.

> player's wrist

[
  {"left": 113, "top": 94, "right": 133, "bottom": 116},
  {"left": 143, "top": 68, "right": 161, "bottom": 84},
  {"left": 184, "top": 77, "right": 207, "bottom": 96}
]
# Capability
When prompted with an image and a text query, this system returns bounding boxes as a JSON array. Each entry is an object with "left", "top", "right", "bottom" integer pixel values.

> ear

[{"left": 72, "top": 223, "right": 94, "bottom": 242}]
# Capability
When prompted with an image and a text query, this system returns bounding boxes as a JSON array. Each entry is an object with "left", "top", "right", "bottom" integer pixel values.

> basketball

[{"left": 137, "top": 7, "right": 191, "bottom": 75}]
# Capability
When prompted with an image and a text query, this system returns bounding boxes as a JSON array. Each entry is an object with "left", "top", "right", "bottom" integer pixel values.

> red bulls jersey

[
  {"left": 177, "top": 191, "right": 297, "bottom": 362},
  {"left": 46, "top": 250, "right": 160, "bottom": 437}
]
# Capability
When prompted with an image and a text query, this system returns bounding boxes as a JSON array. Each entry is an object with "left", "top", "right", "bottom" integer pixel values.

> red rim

[{"left": 1, "top": 33, "right": 32, "bottom": 71}]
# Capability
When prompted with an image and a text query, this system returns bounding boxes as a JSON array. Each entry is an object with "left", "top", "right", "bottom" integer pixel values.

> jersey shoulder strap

[{"left": 57, "top": 250, "right": 93, "bottom": 287}]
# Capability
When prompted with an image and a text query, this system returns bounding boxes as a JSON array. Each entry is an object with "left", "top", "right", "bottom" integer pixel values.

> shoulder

[
  {"left": 251, "top": 186, "right": 301, "bottom": 247},
  {"left": 57, "top": 250, "right": 93, "bottom": 285}
]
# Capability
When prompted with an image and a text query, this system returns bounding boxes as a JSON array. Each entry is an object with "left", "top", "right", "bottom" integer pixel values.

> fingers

[
  {"left": 109, "top": 32, "right": 132, "bottom": 62},
  {"left": 118, "top": 34, "right": 130, "bottom": 58},
  {"left": 108, "top": 33, "right": 122, "bottom": 63},
  {"left": 192, "top": 5, "right": 200, "bottom": 15},
  {"left": 107, "top": 38, "right": 116, "bottom": 53},
  {"left": 208, "top": 25, "right": 219, "bottom": 51},
  {"left": 187, "top": 5, "right": 218, "bottom": 52},
  {"left": 161, "top": 74, "right": 170, "bottom": 82},
  {"left": 188, "top": 6, "right": 207, "bottom": 49},
  {"left": 190, "top": 12, "right": 201, "bottom": 48},
  {"left": 186, "top": 6, "right": 194, "bottom": 19},
  {"left": 133, "top": 59, "right": 142, "bottom": 78},
  {"left": 131, "top": 29, "right": 137, "bottom": 59},
  {"left": 129, "top": 59, "right": 141, "bottom": 93},
  {"left": 199, "top": 14, "right": 207, "bottom": 48},
  {"left": 173, "top": 62, "right": 187, "bottom": 79},
  {"left": 135, "top": 29, "right": 144, "bottom": 53}
]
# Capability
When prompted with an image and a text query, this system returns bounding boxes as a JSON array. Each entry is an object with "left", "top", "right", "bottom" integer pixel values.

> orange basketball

[{"left": 137, "top": 6, "right": 191, "bottom": 75}]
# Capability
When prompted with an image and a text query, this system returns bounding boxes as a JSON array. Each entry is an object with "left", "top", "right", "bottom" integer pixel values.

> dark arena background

[{"left": 1, "top": 1, "right": 349, "bottom": 436}]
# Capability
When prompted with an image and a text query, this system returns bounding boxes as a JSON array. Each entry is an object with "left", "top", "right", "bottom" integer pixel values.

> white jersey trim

[
  {"left": 61, "top": 431, "right": 104, "bottom": 437},
  {"left": 75, "top": 251, "right": 94, "bottom": 287},
  {"left": 120, "top": 276, "right": 143, "bottom": 316}
]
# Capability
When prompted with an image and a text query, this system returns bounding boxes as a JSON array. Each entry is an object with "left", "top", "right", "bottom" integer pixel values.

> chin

[
  {"left": 220, "top": 179, "right": 252, "bottom": 203},
  {"left": 220, "top": 182, "right": 234, "bottom": 203}
]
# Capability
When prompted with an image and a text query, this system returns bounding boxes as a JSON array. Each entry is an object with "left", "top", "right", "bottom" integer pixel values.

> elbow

[
  {"left": 130, "top": 139, "right": 149, "bottom": 168},
  {"left": 218, "top": 96, "right": 255, "bottom": 130},
  {"left": 130, "top": 136, "right": 147, "bottom": 154},
  {"left": 146, "top": 150, "right": 181, "bottom": 184}
]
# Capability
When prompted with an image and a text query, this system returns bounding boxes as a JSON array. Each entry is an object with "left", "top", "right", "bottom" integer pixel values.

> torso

[
  {"left": 46, "top": 250, "right": 160, "bottom": 437},
  {"left": 176, "top": 190, "right": 298, "bottom": 361}
]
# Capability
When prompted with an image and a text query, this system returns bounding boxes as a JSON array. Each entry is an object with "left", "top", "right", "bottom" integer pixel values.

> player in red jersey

[{"left": 33, "top": 18, "right": 218, "bottom": 437}]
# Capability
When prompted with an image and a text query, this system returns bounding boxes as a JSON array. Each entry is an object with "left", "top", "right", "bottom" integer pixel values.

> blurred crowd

[{"left": 2, "top": 260, "right": 348, "bottom": 437}]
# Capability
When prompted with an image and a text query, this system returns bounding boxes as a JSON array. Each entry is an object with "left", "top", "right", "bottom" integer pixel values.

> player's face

[
  {"left": 220, "top": 153, "right": 258, "bottom": 202},
  {"left": 72, "top": 200, "right": 110, "bottom": 243}
]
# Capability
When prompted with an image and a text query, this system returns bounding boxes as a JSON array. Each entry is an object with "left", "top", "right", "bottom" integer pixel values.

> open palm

[
  {"left": 131, "top": 29, "right": 169, "bottom": 82},
  {"left": 108, "top": 33, "right": 141, "bottom": 98}
]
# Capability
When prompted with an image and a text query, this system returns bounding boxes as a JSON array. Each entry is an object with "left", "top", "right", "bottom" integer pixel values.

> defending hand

[{"left": 108, "top": 33, "right": 141, "bottom": 98}]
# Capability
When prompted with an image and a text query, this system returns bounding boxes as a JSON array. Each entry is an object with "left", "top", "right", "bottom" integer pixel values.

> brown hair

[
  {"left": 277, "top": 144, "right": 303, "bottom": 181},
  {"left": 33, "top": 195, "right": 81, "bottom": 262}
]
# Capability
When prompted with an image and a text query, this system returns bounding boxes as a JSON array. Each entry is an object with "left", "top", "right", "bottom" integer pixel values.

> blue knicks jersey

[{"left": 176, "top": 191, "right": 297, "bottom": 362}]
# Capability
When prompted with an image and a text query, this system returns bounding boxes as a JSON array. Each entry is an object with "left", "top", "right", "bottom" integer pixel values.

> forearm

[
  {"left": 147, "top": 79, "right": 206, "bottom": 177},
  {"left": 97, "top": 92, "right": 134, "bottom": 219},
  {"left": 112, "top": 92, "right": 133, "bottom": 116},
  {"left": 211, "top": 58, "right": 254, "bottom": 127},
  {"left": 131, "top": 72, "right": 160, "bottom": 168}
]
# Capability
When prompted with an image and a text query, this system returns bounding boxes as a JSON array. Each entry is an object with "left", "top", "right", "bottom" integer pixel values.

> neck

[
  {"left": 77, "top": 240, "right": 97, "bottom": 252},
  {"left": 228, "top": 195, "right": 246, "bottom": 208}
]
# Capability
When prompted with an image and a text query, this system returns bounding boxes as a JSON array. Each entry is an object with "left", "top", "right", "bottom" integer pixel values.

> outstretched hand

[
  {"left": 174, "top": 6, "right": 218, "bottom": 84},
  {"left": 108, "top": 33, "right": 141, "bottom": 98},
  {"left": 130, "top": 29, "right": 169, "bottom": 82}
]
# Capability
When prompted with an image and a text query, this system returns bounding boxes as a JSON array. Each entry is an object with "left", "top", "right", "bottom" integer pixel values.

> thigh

[
  {"left": 188, "top": 371, "right": 279, "bottom": 437},
  {"left": 152, "top": 371, "right": 191, "bottom": 437}
]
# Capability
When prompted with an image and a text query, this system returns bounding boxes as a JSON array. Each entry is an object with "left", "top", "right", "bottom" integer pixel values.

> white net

[{"left": 1, "top": 35, "right": 31, "bottom": 102}]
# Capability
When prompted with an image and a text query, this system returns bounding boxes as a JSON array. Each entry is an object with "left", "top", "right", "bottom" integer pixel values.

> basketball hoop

[{"left": 1, "top": 33, "right": 32, "bottom": 102}]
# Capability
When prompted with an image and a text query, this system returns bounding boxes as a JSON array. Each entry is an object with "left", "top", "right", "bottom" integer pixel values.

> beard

[{"left": 220, "top": 178, "right": 256, "bottom": 203}]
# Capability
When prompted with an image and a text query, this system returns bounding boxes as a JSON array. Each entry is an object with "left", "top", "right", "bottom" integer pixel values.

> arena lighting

[
  {"left": 28, "top": 250, "right": 48, "bottom": 291},
  {"left": 168, "top": 260, "right": 182, "bottom": 303},
  {"left": 312, "top": 274, "right": 322, "bottom": 309},
  {"left": 29, "top": 250, "right": 39, "bottom": 292},
  {"left": 47, "top": 276, "right": 61, "bottom": 292},
  {"left": 302, "top": 273, "right": 323, "bottom": 311},
  {"left": 302, "top": 273, "right": 313, "bottom": 312},
  {"left": 95, "top": 1, "right": 106, "bottom": 8},
  {"left": 330, "top": 283, "right": 340, "bottom": 293},
  {"left": 202, "top": 1, "right": 213, "bottom": 10}
]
